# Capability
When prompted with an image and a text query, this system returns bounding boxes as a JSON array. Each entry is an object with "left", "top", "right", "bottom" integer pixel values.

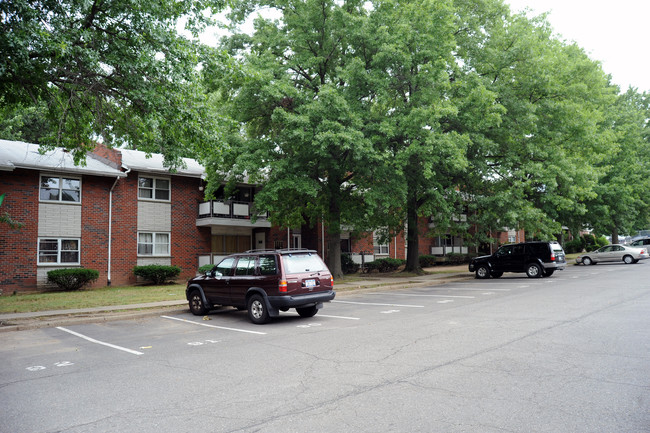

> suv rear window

[
  {"left": 282, "top": 254, "right": 327, "bottom": 274},
  {"left": 527, "top": 244, "right": 547, "bottom": 255},
  {"left": 259, "top": 255, "right": 278, "bottom": 275}
]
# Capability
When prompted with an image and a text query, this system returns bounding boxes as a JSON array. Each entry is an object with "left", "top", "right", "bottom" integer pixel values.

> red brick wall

[
  {"left": 394, "top": 231, "right": 407, "bottom": 259},
  {"left": 417, "top": 217, "right": 432, "bottom": 256},
  {"left": 350, "top": 231, "right": 409, "bottom": 259},
  {"left": 0, "top": 169, "right": 39, "bottom": 292},
  {"left": 81, "top": 175, "right": 114, "bottom": 287},
  {"left": 269, "top": 226, "right": 288, "bottom": 249},
  {"left": 350, "top": 232, "right": 373, "bottom": 255},
  {"left": 171, "top": 176, "right": 211, "bottom": 280},
  {"left": 88, "top": 143, "right": 122, "bottom": 168},
  {"left": 108, "top": 173, "right": 138, "bottom": 286}
]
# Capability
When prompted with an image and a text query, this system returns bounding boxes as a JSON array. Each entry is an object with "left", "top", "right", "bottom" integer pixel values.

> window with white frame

[
  {"left": 138, "top": 232, "right": 170, "bottom": 256},
  {"left": 138, "top": 177, "right": 170, "bottom": 201},
  {"left": 373, "top": 232, "right": 389, "bottom": 255},
  {"left": 40, "top": 175, "right": 81, "bottom": 203},
  {"left": 38, "top": 238, "right": 80, "bottom": 264}
]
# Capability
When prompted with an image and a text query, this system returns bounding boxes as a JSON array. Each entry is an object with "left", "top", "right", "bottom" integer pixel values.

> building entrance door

[{"left": 255, "top": 232, "right": 266, "bottom": 251}]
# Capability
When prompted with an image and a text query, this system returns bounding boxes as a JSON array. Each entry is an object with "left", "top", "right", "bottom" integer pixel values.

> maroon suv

[{"left": 186, "top": 249, "right": 335, "bottom": 324}]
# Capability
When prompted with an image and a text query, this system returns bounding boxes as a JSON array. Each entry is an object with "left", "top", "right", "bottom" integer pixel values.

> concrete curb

[{"left": 0, "top": 272, "right": 475, "bottom": 332}]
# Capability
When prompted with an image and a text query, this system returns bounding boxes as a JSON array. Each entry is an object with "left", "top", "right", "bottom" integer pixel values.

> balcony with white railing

[
  {"left": 196, "top": 200, "right": 271, "bottom": 228},
  {"left": 428, "top": 213, "right": 467, "bottom": 228}
]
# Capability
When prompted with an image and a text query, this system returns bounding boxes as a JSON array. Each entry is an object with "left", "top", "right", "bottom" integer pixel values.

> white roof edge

[
  {"left": 11, "top": 163, "right": 128, "bottom": 178},
  {"left": 118, "top": 148, "right": 205, "bottom": 178},
  {"left": 0, "top": 140, "right": 126, "bottom": 178}
]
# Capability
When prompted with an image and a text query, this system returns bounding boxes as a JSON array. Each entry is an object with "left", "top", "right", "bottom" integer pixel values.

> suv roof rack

[{"left": 242, "top": 248, "right": 317, "bottom": 253}]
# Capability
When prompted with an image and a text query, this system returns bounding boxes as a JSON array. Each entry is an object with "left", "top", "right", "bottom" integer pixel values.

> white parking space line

[
  {"left": 161, "top": 316, "right": 267, "bottom": 335},
  {"left": 447, "top": 288, "right": 511, "bottom": 292},
  {"left": 332, "top": 300, "right": 424, "bottom": 308},
  {"left": 56, "top": 327, "right": 144, "bottom": 356},
  {"left": 311, "top": 314, "right": 361, "bottom": 320},
  {"left": 365, "top": 293, "right": 475, "bottom": 299}
]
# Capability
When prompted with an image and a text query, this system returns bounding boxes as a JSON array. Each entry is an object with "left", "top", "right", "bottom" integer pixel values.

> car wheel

[
  {"left": 623, "top": 255, "right": 634, "bottom": 264},
  {"left": 490, "top": 271, "right": 503, "bottom": 278},
  {"left": 296, "top": 306, "right": 318, "bottom": 318},
  {"left": 247, "top": 294, "right": 270, "bottom": 324},
  {"left": 526, "top": 263, "right": 542, "bottom": 278},
  {"left": 475, "top": 265, "right": 490, "bottom": 279},
  {"left": 582, "top": 257, "right": 593, "bottom": 266},
  {"left": 542, "top": 269, "right": 555, "bottom": 277},
  {"left": 188, "top": 289, "right": 207, "bottom": 316}
]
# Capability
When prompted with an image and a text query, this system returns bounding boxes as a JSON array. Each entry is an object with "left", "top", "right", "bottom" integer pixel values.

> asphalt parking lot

[{"left": 2, "top": 264, "right": 649, "bottom": 432}]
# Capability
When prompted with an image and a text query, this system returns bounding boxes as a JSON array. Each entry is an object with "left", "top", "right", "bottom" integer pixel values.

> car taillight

[
  {"left": 279, "top": 280, "right": 287, "bottom": 293},
  {"left": 330, "top": 276, "right": 334, "bottom": 288},
  {"left": 550, "top": 252, "right": 556, "bottom": 261}
]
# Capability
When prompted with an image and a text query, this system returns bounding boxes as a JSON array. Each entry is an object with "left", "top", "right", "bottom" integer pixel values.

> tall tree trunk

[
  {"left": 404, "top": 190, "right": 422, "bottom": 274},
  {"left": 611, "top": 227, "right": 619, "bottom": 244},
  {"left": 326, "top": 188, "right": 343, "bottom": 280}
]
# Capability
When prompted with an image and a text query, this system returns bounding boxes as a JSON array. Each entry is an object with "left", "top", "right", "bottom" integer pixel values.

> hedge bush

[
  {"left": 364, "top": 257, "right": 404, "bottom": 273},
  {"left": 47, "top": 268, "right": 99, "bottom": 291},
  {"left": 198, "top": 264, "right": 214, "bottom": 274},
  {"left": 418, "top": 254, "right": 437, "bottom": 268},
  {"left": 446, "top": 253, "right": 471, "bottom": 265},
  {"left": 133, "top": 265, "right": 182, "bottom": 284},
  {"left": 341, "top": 254, "right": 360, "bottom": 274},
  {"left": 564, "top": 239, "right": 582, "bottom": 254},
  {"left": 564, "top": 235, "right": 609, "bottom": 253}
]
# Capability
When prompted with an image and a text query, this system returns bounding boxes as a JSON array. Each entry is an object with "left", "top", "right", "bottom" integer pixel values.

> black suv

[
  {"left": 469, "top": 241, "right": 566, "bottom": 279},
  {"left": 186, "top": 249, "right": 335, "bottom": 324}
]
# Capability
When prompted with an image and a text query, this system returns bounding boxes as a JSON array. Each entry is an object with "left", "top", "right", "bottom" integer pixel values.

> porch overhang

[{"left": 195, "top": 218, "right": 272, "bottom": 228}]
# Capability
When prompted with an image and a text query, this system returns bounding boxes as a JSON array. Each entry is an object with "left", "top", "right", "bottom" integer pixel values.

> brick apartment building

[{"left": 0, "top": 140, "right": 523, "bottom": 292}]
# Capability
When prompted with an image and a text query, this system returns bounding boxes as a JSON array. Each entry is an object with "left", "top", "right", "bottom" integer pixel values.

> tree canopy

[
  {"left": 453, "top": 3, "right": 618, "bottom": 245},
  {"left": 1, "top": 0, "right": 224, "bottom": 165},
  {"left": 2, "top": 0, "right": 649, "bottom": 264}
]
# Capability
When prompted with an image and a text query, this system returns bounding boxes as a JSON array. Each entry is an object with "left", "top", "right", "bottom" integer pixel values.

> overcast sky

[
  {"left": 504, "top": 0, "right": 650, "bottom": 92},
  {"left": 198, "top": 1, "right": 649, "bottom": 92}
]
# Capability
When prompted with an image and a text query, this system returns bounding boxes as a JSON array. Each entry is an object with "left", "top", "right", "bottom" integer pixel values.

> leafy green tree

[
  {"left": 584, "top": 89, "right": 650, "bottom": 241},
  {"left": 0, "top": 100, "right": 50, "bottom": 144},
  {"left": 0, "top": 0, "right": 224, "bottom": 165},
  {"left": 451, "top": 3, "right": 614, "bottom": 246},
  {"left": 203, "top": 0, "right": 393, "bottom": 278},
  {"left": 366, "top": 0, "right": 473, "bottom": 273},
  {"left": 0, "top": 193, "right": 24, "bottom": 229}
]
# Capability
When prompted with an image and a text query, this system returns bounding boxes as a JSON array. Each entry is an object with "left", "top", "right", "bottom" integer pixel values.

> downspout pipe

[{"left": 108, "top": 166, "right": 130, "bottom": 286}]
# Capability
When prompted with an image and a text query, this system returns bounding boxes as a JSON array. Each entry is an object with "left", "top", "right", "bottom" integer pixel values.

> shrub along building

[{"left": 0, "top": 140, "right": 523, "bottom": 292}]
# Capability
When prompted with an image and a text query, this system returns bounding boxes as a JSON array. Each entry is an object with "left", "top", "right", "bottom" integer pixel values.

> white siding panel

[
  {"left": 136, "top": 257, "right": 172, "bottom": 267},
  {"left": 138, "top": 201, "right": 171, "bottom": 231},
  {"left": 36, "top": 266, "right": 69, "bottom": 288},
  {"left": 38, "top": 203, "right": 81, "bottom": 237}
]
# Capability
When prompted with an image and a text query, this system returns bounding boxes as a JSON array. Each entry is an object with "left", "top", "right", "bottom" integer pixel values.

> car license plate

[{"left": 305, "top": 279, "right": 316, "bottom": 288}]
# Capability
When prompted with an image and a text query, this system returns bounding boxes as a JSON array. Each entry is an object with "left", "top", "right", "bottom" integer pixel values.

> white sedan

[{"left": 576, "top": 244, "right": 649, "bottom": 265}]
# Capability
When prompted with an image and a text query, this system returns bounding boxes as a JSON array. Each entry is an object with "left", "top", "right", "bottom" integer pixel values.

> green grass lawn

[
  {"left": 1, "top": 258, "right": 577, "bottom": 314},
  {"left": 0, "top": 284, "right": 187, "bottom": 314}
]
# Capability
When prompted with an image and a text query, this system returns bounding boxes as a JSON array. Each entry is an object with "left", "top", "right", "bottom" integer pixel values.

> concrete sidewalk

[{"left": 0, "top": 266, "right": 473, "bottom": 332}]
